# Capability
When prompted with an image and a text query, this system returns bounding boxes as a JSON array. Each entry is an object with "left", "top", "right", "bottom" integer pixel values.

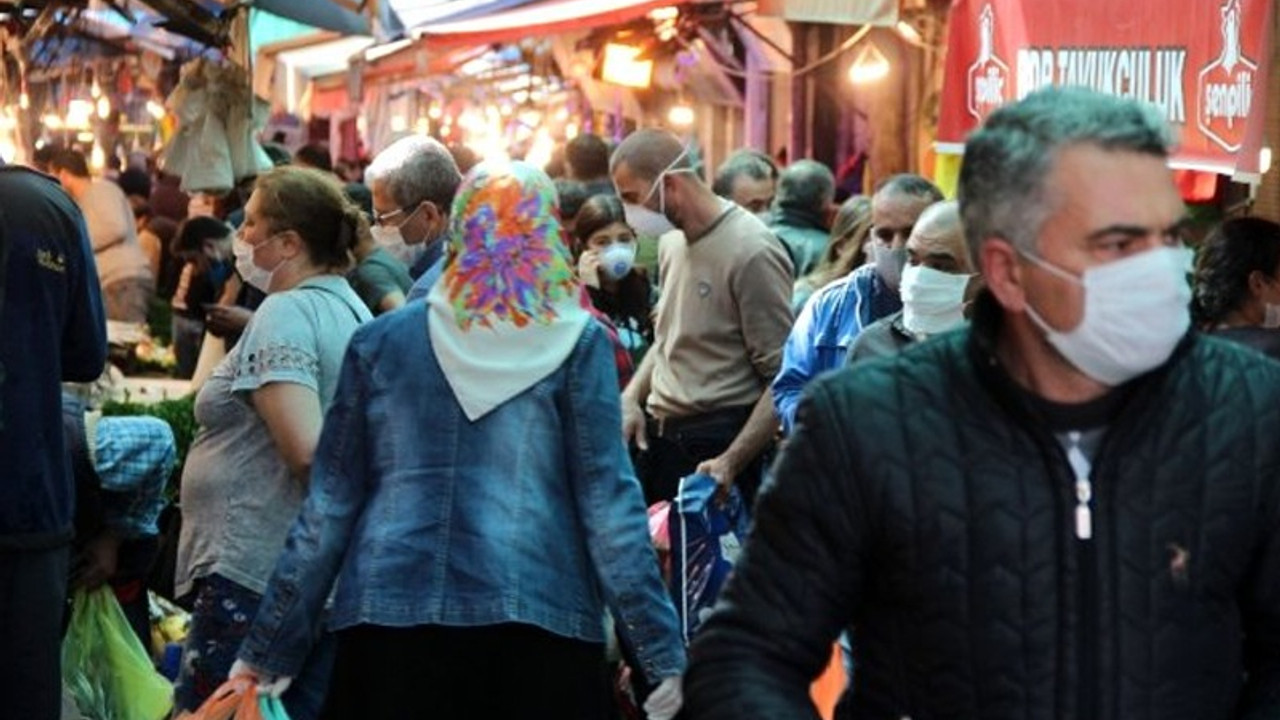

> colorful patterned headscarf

[{"left": 427, "top": 160, "right": 592, "bottom": 420}]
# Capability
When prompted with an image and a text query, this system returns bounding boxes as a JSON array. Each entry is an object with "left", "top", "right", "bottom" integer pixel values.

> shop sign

[{"left": 937, "top": 0, "right": 1275, "bottom": 176}]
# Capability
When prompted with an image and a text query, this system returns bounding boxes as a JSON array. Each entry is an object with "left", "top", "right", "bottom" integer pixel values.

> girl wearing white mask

[
  {"left": 1192, "top": 216, "right": 1280, "bottom": 361},
  {"left": 573, "top": 194, "right": 656, "bottom": 363},
  {"left": 175, "top": 167, "right": 372, "bottom": 719}
]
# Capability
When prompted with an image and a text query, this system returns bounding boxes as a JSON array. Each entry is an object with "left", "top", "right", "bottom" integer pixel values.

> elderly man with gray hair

[
  {"left": 361, "top": 135, "right": 462, "bottom": 302},
  {"left": 712, "top": 149, "right": 778, "bottom": 218},
  {"left": 768, "top": 159, "right": 836, "bottom": 277},
  {"left": 686, "top": 86, "right": 1280, "bottom": 720}
]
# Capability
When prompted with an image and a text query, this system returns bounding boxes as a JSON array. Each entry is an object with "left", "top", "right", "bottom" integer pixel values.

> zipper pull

[{"left": 1074, "top": 477, "right": 1093, "bottom": 540}]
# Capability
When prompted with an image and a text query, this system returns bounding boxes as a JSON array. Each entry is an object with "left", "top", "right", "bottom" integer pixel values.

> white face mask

[
  {"left": 1022, "top": 246, "right": 1192, "bottom": 386},
  {"left": 233, "top": 235, "right": 283, "bottom": 293},
  {"left": 623, "top": 204, "right": 674, "bottom": 238},
  {"left": 874, "top": 243, "right": 909, "bottom": 291},
  {"left": 619, "top": 146, "right": 693, "bottom": 238},
  {"left": 370, "top": 224, "right": 427, "bottom": 267},
  {"left": 900, "top": 264, "right": 971, "bottom": 336},
  {"left": 1265, "top": 303, "right": 1280, "bottom": 329},
  {"left": 598, "top": 243, "right": 637, "bottom": 280}
]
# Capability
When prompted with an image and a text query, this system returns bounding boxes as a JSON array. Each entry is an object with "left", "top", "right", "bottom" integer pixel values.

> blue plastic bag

[{"left": 669, "top": 472, "right": 750, "bottom": 644}]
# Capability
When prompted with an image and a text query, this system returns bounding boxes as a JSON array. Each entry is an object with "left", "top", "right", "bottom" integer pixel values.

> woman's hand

[{"left": 577, "top": 249, "right": 603, "bottom": 289}]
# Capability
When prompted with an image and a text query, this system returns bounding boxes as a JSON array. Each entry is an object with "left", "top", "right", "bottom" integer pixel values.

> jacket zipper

[{"left": 1063, "top": 431, "right": 1098, "bottom": 720}]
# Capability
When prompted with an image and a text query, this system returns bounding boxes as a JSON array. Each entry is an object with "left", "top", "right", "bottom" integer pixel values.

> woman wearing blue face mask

[
  {"left": 1192, "top": 216, "right": 1280, "bottom": 361},
  {"left": 174, "top": 166, "right": 372, "bottom": 719},
  {"left": 574, "top": 194, "right": 656, "bottom": 364}
]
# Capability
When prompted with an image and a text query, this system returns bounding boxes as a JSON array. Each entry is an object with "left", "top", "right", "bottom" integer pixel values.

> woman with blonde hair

[
  {"left": 174, "top": 166, "right": 372, "bottom": 718},
  {"left": 792, "top": 195, "right": 873, "bottom": 312}
]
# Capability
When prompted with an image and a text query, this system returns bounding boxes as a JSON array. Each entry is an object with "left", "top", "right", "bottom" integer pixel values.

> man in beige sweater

[
  {"left": 611, "top": 130, "right": 794, "bottom": 507},
  {"left": 51, "top": 149, "right": 155, "bottom": 324}
]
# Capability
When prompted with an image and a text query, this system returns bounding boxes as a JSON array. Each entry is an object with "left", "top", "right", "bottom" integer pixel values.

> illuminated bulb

[
  {"left": 848, "top": 44, "right": 890, "bottom": 84},
  {"left": 555, "top": 107, "right": 569, "bottom": 122},
  {"left": 390, "top": 115, "right": 408, "bottom": 132},
  {"left": 97, "top": 97, "right": 111, "bottom": 120},
  {"left": 667, "top": 104, "right": 695, "bottom": 127},
  {"left": 565, "top": 122, "right": 580, "bottom": 140},
  {"left": 90, "top": 82, "right": 102, "bottom": 99},
  {"left": 43, "top": 113, "right": 63, "bottom": 130},
  {"left": 428, "top": 105, "right": 443, "bottom": 120},
  {"left": 90, "top": 144, "right": 106, "bottom": 170},
  {"left": 77, "top": 131, "right": 95, "bottom": 143},
  {"left": 1261, "top": 147, "right": 1273, "bottom": 175},
  {"left": 18, "top": 92, "right": 29, "bottom": 110},
  {"left": 145, "top": 100, "right": 165, "bottom": 120}
]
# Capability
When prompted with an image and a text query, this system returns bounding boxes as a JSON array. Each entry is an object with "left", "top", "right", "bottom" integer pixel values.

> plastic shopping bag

[
  {"left": 176, "top": 679, "right": 291, "bottom": 720},
  {"left": 62, "top": 588, "right": 174, "bottom": 720},
  {"left": 669, "top": 472, "right": 751, "bottom": 644}
]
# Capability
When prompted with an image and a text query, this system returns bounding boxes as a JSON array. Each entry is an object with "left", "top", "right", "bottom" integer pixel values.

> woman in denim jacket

[{"left": 232, "top": 161, "right": 686, "bottom": 718}]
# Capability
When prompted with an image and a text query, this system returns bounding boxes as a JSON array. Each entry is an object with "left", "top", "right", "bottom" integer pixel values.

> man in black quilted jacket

[{"left": 684, "top": 86, "right": 1280, "bottom": 720}]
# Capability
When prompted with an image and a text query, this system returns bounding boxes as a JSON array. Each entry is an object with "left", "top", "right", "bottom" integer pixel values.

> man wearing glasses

[
  {"left": 361, "top": 135, "right": 463, "bottom": 303},
  {"left": 771, "top": 173, "right": 942, "bottom": 433}
]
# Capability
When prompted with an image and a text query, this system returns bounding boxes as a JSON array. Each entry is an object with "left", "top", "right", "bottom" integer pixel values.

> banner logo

[
  {"left": 967, "top": 4, "right": 1011, "bottom": 120},
  {"left": 1197, "top": 0, "right": 1257, "bottom": 151}
]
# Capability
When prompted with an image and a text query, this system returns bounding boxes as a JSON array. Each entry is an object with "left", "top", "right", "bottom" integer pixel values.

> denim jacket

[
  {"left": 772, "top": 264, "right": 900, "bottom": 433},
  {"left": 238, "top": 300, "right": 686, "bottom": 684}
]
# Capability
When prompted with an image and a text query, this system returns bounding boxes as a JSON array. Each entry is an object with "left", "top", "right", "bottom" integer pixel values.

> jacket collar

[
  {"left": 771, "top": 204, "right": 827, "bottom": 232},
  {"left": 964, "top": 290, "right": 1196, "bottom": 432}
]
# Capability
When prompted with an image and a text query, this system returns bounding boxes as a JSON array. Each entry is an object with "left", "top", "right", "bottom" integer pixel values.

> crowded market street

[{"left": 2, "top": 0, "right": 1280, "bottom": 719}]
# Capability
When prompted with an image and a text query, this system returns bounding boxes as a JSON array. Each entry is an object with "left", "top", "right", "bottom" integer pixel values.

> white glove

[
  {"left": 228, "top": 658, "right": 294, "bottom": 698},
  {"left": 644, "top": 675, "right": 683, "bottom": 720}
]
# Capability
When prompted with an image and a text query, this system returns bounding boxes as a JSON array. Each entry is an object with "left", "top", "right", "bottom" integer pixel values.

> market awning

[
  {"left": 936, "top": 0, "right": 1276, "bottom": 178},
  {"left": 411, "top": 0, "right": 678, "bottom": 48},
  {"left": 755, "top": 0, "right": 896, "bottom": 26}
]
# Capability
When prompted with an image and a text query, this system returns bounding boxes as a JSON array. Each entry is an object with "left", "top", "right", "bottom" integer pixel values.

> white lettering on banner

[
  {"left": 1203, "top": 71, "right": 1252, "bottom": 127},
  {"left": 1196, "top": 0, "right": 1257, "bottom": 149},
  {"left": 1014, "top": 46, "right": 1188, "bottom": 124}
]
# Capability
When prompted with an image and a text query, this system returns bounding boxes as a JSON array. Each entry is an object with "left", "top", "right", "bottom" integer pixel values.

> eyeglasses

[{"left": 373, "top": 201, "right": 432, "bottom": 227}]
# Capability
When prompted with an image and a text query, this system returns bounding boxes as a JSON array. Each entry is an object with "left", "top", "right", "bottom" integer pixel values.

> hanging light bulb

[
  {"left": 97, "top": 97, "right": 111, "bottom": 120},
  {"left": 145, "top": 100, "right": 166, "bottom": 120},
  {"left": 18, "top": 92, "right": 29, "bottom": 110},
  {"left": 849, "top": 43, "right": 891, "bottom": 84},
  {"left": 667, "top": 103, "right": 695, "bottom": 127}
]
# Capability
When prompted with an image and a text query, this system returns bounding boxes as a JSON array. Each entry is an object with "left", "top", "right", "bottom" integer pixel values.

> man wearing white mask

[
  {"left": 361, "top": 135, "right": 462, "bottom": 304},
  {"left": 771, "top": 173, "right": 942, "bottom": 433},
  {"left": 687, "top": 86, "right": 1280, "bottom": 720},
  {"left": 611, "top": 129, "right": 793, "bottom": 508},
  {"left": 846, "top": 200, "right": 976, "bottom": 362}
]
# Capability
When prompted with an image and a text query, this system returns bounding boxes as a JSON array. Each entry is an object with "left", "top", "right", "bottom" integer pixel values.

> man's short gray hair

[
  {"left": 959, "top": 86, "right": 1174, "bottom": 265},
  {"left": 775, "top": 159, "right": 835, "bottom": 213},
  {"left": 712, "top": 149, "right": 777, "bottom": 198},
  {"left": 365, "top": 135, "right": 463, "bottom": 213}
]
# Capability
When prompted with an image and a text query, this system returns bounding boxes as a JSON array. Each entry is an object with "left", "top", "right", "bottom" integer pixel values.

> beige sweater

[{"left": 648, "top": 203, "right": 795, "bottom": 419}]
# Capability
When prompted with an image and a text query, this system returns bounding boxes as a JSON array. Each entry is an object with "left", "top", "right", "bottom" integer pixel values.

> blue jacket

[
  {"left": 239, "top": 301, "right": 685, "bottom": 683},
  {"left": 771, "top": 264, "right": 899, "bottom": 433},
  {"left": 0, "top": 168, "right": 107, "bottom": 548}
]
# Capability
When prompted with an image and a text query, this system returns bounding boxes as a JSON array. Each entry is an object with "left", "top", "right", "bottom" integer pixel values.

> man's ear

[{"left": 980, "top": 237, "right": 1027, "bottom": 312}]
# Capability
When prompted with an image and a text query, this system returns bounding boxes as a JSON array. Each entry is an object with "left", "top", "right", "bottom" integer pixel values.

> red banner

[{"left": 937, "top": 0, "right": 1275, "bottom": 177}]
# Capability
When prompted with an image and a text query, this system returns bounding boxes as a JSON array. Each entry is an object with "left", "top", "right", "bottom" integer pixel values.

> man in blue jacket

[
  {"left": 771, "top": 173, "right": 941, "bottom": 433},
  {"left": 0, "top": 165, "right": 107, "bottom": 720}
]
